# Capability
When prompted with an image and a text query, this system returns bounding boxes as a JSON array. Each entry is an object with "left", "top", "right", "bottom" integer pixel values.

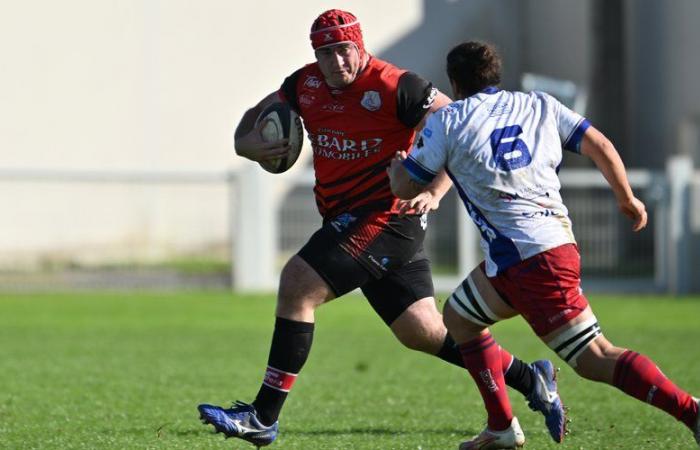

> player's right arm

[
  {"left": 233, "top": 92, "right": 291, "bottom": 162},
  {"left": 580, "top": 126, "right": 648, "bottom": 232}
]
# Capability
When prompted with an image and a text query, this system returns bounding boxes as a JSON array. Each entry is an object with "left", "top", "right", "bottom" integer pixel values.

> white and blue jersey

[{"left": 404, "top": 87, "right": 590, "bottom": 276}]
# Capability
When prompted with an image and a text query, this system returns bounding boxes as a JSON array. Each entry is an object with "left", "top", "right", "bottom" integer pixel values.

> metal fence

[{"left": 1, "top": 156, "right": 697, "bottom": 293}]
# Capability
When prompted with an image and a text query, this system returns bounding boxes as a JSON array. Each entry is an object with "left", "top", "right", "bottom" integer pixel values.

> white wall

[{"left": 0, "top": 0, "right": 421, "bottom": 267}]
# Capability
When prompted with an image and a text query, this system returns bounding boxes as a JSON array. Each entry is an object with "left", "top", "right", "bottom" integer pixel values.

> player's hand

[
  {"left": 235, "top": 119, "right": 290, "bottom": 162},
  {"left": 397, "top": 190, "right": 440, "bottom": 217},
  {"left": 619, "top": 196, "right": 647, "bottom": 232}
]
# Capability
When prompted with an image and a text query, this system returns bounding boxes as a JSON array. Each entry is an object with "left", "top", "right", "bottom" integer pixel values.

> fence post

[
  {"left": 232, "top": 166, "right": 278, "bottom": 291},
  {"left": 666, "top": 155, "right": 693, "bottom": 295}
]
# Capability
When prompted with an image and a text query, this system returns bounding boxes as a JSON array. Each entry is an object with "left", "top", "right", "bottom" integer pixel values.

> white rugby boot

[{"left": 459, "top": 416, "right": 525, "bottom": 450}]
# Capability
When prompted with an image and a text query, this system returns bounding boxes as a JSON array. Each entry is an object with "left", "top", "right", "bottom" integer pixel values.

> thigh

[
  {"left": 297, "top": 223, "right": 372, "bottom": 298},
  {"left": 445, "top": 263, "right": 518, "bottom": 329},
  {"left": 491, "top": 244, "right": 590, "bottom": 336},
  {"left": 361, "top": 256, "right": 434, "bottom": 326}
]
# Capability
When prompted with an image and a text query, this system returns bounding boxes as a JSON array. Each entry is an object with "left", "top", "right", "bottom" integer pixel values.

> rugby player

[
  {"left": 198, "top": 12, "right": 565, "bottom": 447},
  {"left": 389, "top": 40, "right": 700, "bottom": 449}
]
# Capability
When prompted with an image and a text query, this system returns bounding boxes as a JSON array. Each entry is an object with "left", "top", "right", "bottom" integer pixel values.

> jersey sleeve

[
  {"left": 396, "top": 72, "right": 438, "bottom": 129},
  {"left": 279, "top": 68, "right": 304, "bottom": 114},
  {"left": 402, "top": 112, "right": 449, "bottom": 185},
  {"left": 545, "top": 92, "right": 591, "bottom": 153}
]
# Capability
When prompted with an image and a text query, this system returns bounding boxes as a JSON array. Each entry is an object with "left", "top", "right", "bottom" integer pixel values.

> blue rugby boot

[
  {"left": 198, "top": 401, "right": 278, "bottom": 447},
  {"left": 526, "top": 359, "right": 567, "bottom": 443}
]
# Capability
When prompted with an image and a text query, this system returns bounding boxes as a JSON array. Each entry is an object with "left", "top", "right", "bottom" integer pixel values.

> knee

[
  {"left": 391, "top": 300, "right": 446, "bottom": 354},
  {"left": 394, "top": 325, "right": 443, "bottom": 353},
  {"left": 276, "top": 256, "right": 332, "bottom": 319},
  {"left": 443, "top": 302, "right": 485, "bottom": 342},
  {"left": 573, "top": 336, "right": 624, "bottom": 382}
]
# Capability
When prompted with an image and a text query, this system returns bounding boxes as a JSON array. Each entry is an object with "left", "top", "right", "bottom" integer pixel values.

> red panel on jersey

[{"left": 287, "top": 58, "right": 417, "bottom": 219}]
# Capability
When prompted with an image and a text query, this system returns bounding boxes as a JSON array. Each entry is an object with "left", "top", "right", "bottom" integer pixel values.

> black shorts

[{"left": 297, "top": 211, "right": 434, "bottom": 325}]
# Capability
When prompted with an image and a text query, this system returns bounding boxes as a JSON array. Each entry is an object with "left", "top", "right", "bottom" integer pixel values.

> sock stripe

[
  {"left": 459, "top": 334, "right": 496, "bottom": 353},
  {"left": 262, "top": 366, "right": 298, "bottom": 393}
]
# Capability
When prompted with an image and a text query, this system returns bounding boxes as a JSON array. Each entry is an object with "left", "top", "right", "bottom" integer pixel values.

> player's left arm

[{"left": 580, "top": 126, "right": 648, "bottom": 232}]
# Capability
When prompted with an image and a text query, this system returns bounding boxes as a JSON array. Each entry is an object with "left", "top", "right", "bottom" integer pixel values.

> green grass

[{"left": 0, "top": 292, "right": 699, "bottom": 449}]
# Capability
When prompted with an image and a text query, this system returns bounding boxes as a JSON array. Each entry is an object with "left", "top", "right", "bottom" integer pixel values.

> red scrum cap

[{"left": 310, "top": 9, "right": 365, "bottom": 56}]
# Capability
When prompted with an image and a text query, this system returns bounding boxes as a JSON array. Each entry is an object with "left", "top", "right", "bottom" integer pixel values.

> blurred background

[{"left": 1, "top": 0, "right": 699, "bottom": 294}]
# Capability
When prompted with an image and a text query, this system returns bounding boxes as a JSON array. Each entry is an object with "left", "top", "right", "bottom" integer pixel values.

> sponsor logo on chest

[
  {"left": 308, "top": 130, "right": 383, "bottom": 161},
  {"left": 303, "top": 75, "right": 323, "bottom": 89},
  {"left": 321, "top": 102, "right": 345, "bottom": 113}
]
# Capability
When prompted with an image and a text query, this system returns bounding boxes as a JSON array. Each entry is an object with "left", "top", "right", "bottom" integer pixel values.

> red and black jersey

[{"left": 279, "top": 57, "right": 436, "bottom": 220}]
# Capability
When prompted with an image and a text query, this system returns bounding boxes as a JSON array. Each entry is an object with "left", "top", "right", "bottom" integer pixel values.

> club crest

[{"left": 360, "top": 90, "right": 381, "bottom": 111}]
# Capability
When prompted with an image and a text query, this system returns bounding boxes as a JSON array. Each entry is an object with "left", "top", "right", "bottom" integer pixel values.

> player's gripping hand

[
  {"left": 619, "top": 196, "right": 648, "bottom": 232},
  {"left": 388, "top": 151, "right": 440, "bottom": 216},
  {"left": 235, "top": 119, "right": 291, "bottom": 163},
  {"left": 397, "top": 190, "right": 440, "bottom": 217}
]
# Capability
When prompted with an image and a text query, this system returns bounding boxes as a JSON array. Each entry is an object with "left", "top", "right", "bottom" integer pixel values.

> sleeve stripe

[
  {"left": 563, "top": 118, "right": 591, "bottom": 153},
  {"left": 403, "top": 156, "right": 435, "bottom": 185}
]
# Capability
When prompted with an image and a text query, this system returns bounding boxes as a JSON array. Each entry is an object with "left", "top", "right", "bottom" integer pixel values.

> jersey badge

[{"left": 360, "top": 90, "right": 381, "bottom": 111}]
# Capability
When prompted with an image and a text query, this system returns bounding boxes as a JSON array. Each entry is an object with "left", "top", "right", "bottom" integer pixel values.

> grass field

[{"left": 1, "top": 292, "right": 699, "bottom": 449}]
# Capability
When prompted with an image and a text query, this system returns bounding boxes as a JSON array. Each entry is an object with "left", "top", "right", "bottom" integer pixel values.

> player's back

[{"left": 426, "top": 88, "right": 590, "bottom": 274}]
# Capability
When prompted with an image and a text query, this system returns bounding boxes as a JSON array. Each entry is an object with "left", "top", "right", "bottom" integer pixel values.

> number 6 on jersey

[{"left": 490, "top": 125, "right": 532, "bottom": 171}]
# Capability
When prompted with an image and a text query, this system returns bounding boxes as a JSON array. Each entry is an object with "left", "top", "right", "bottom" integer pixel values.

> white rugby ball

[{"left": 255, "top": 102, "right": 303, "bottom": 174}]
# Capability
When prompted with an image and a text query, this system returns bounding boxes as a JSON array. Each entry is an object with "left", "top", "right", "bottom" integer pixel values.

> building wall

[
  {"left": 0, "top": 0, "right": 422, "bottom": 267},
  {"left": 1, "top": 0, "right": 699, "bottom": 276}
]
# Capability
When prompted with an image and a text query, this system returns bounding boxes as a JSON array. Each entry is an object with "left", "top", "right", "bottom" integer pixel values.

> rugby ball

[{"left": 255, "top": 102, "right": 304, "bottom": 174}]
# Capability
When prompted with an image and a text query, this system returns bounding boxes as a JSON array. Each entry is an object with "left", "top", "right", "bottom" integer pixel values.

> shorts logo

[
  {"left": 360, "top": 90, "right": 381, "bottom": 111},
  {"left": 304, "top": 75, "right": 323, "bottom": 89},
  {"left": 368, "top": 255, "right": 389, "bottom": 272},
  {"left": 423, "top": 128, "right": 432, "bottom": 138},
  {"left": 420, "top": 214, "right": 428, "bottom": 230},
  {"left": 330, "top": 213, "right": 357, "bottom": 232}
]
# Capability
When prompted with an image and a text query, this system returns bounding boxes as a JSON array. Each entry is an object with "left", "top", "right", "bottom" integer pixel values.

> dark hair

[{"left": 446, "top": 41, "right": 502, "bottom": 98}]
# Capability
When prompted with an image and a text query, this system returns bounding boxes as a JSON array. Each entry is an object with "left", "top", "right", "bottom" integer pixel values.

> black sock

[
  {"left": 503, "top": 357, "right": 534, "bottom": 397},
  {"left": 435, "top": 333, "right": 466, "bottom": 367},
  {"left": 437, "top": 333, "right": 534, "bottom": 397},
  {"left": 252, "top": 317, "right": 314, "bottom": 426}
]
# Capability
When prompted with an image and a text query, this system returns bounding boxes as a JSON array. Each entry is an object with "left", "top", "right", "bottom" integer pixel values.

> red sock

[
  {"left": 613, "top": 350, "right": 698, "bottom": 428},
  {"left": 459, "top": 332, "right": 513, "bottom": 431},
  {"left": 500, "top": 348, "right": 514, "bottom": 372}
]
